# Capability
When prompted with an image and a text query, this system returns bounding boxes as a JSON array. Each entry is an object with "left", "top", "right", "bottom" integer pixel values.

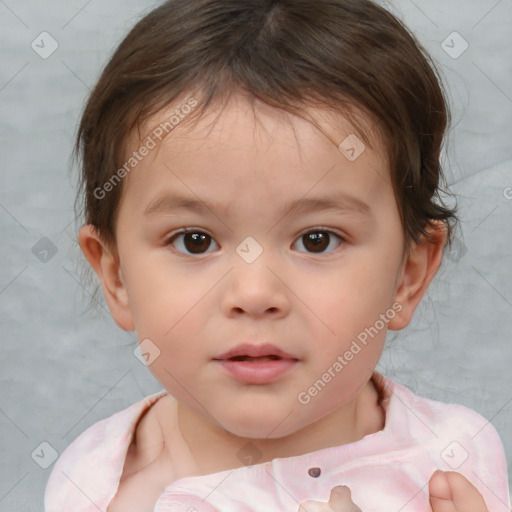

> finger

[
  {"left": 429, "top": 470, "right": 488, "bottom": 512},
  {"left": 430, "top": 496, "right": 458, "bottom": 512},
  {"left": 444, "top": 472, "right": 488, "bottom": 512},
  {"left": 297, "top": 487, "right": 363, "bottom": 512},
  {"left": 298, "top": 500, "right": 332, "bottom": 512},
  {"left": 429, "top": 471, "right": 458, "bottom": 512},
  {"left": 328, "top": 486, "right": 362, "bottom": 512},
  {"left": 429, "top": 470, "right": 453, "bottom": 500}
]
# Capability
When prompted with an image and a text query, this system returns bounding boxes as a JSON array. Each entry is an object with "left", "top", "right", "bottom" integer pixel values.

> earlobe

[
  {"left": 388, "top": 221, "right": 447, "bottom": 330},
  {"left": 78, "top": 224, "right": 135, "bottom": 331}
]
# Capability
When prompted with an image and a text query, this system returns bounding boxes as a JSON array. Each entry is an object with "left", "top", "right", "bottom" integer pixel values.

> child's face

[{"left": 81, "top": 93, "right": 440, "bottom": 440}]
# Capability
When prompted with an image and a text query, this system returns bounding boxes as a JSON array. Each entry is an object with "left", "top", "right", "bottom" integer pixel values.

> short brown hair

[{"left": 74, "top": 0, "right": 457, "bottom": 290}]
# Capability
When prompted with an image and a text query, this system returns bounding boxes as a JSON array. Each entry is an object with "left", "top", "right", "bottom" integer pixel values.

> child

[{"left": 44, "top": 0, "right": 510, "bottom": 511}]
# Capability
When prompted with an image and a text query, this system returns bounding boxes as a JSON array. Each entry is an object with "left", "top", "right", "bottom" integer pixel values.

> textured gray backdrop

[{"left": 1, "top": 1, "right": 511, "bottom": 511}]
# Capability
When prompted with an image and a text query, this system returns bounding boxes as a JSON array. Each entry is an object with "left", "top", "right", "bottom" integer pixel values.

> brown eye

[
  {"left": 294, "top": 230, "right": 343, "bottom": 254},
  {"left": 167, "top": 230, "right": 218, "bottom": 255}
]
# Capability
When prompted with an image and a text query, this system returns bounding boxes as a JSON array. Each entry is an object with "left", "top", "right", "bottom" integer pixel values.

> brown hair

[{"left": 74, "top": 0, "right": 457, "bottom": 306}]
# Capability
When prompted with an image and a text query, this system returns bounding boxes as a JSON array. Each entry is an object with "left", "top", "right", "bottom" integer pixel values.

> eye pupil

[
  {"left": 184, "top": 233, "right": 210, "bottom": 253},
  {"left": 303, "top": 232, "right": 329, "bottom": 252},
  {"left": 172, "top": 229, "right": 340, "bottom": 256}
]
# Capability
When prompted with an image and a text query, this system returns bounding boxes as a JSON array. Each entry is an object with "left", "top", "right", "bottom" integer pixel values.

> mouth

[
  {"left": 227, "top": 355, "right": 283, "bottom": 362},
  {"left": 213, "top": 342, "right": 298, "bottom": 361},
  {"left": 213, "top": 344, "right": 298, "bottom": 384}
]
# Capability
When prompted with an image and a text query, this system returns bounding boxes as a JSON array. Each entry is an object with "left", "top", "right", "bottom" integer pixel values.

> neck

[{"left": 173, "top": 378, "right": 385, "bottom": 475}]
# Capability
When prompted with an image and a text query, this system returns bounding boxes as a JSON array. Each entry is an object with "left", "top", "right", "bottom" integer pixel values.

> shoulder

[
  {"left": 122, "top": 392, "right": 170, "bottom": 478},
  {"left": 383, "top": 375, "right": 510, "bottom": 506},
  {"left": 44, "top": 390, "right": 167, "bottom": 512},
  {"left": 387, "top": 376, "right": 502, "bottom": 442}
]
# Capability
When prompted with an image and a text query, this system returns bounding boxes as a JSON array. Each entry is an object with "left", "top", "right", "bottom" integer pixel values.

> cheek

[
  {"left": 309, "top": 255, "right": 398, "bottom": 321},
  {"left": 295, "top": 249, "right": 401, "bottom": 368},
  {"left": 122, "top": 251, "right": 209, "bottom": 336}
]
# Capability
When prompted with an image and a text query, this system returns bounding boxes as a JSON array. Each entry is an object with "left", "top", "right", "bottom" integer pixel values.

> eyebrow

[{"left": 143, "top": 192, "right": 371, "bottom": 218}]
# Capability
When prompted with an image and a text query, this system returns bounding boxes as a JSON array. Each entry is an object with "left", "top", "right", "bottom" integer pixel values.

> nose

[{"left": 221, "top": 258, "right": 291, "bottom": 319}]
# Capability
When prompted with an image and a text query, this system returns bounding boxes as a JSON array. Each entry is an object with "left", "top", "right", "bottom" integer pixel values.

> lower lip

[{"left": 214, "top": 358, "right": 298, "bottom": 384}]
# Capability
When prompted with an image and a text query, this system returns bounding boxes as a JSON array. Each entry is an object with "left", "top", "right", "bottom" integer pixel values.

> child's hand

[
  {"left": 296, "top": 470, "right": 489, "bottom": 512},
  {"left": 298, "top": 485, "right": 361, "bottom": 512},
  {"left": 429, "top": 470, "right": 489, "bottom": 512}
]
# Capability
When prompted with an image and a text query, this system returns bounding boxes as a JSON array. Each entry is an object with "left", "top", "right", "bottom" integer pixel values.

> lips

[
  {"left": 214, "top": 343, "right": 299, "bottom": 384},
  {"left": 213, "top": 343, "right": 298, "bottom": 361},
  {"left": 228, "top": 355, "right": 281, "bottom": 362}
]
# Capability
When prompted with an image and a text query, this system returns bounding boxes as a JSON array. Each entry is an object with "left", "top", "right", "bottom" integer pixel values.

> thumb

[
  {"left": 298, "top": 500, "right": 333, "bottom": 512},
  {"left": 328, "top": 485, "right": 362, "bottom": 512}
]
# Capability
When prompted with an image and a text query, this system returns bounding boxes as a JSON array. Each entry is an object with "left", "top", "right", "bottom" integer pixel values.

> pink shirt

[{"left": 44, "top": 372, "right": 510, "bottom": 511}]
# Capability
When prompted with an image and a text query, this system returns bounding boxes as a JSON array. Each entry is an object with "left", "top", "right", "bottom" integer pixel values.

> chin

[{"left": 222, "top": 410, "right": 304, "bottom": 441}]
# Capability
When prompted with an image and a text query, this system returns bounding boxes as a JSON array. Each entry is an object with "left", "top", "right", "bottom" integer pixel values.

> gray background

[{"left": 1, "top": 1, "right": 511, "bottom": 510}]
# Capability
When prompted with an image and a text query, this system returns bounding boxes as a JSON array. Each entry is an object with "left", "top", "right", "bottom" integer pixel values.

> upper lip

[{"left": 214, "top": 343, "right": 298, "bottom": 360}]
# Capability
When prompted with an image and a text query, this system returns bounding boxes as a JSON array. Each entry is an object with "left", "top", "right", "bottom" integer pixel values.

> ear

[
  {"left": 388, "top": 221, "right": 447, "bottom": 330},
  {"left": 78, "top": 224, "right": 135, "bottom": 331}
]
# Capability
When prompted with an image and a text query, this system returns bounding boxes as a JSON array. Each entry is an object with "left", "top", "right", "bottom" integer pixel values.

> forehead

[
  {"left": 131, "top": 93, "right": 383, "bottom": 156},
  {"left": 119, "top": 93, "right": 391, "bottom": 217}
]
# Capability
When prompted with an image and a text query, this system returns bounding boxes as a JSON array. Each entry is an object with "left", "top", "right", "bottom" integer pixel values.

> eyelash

[{"left": 165, "top": 227, "right": 345, "bottom": 257}]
